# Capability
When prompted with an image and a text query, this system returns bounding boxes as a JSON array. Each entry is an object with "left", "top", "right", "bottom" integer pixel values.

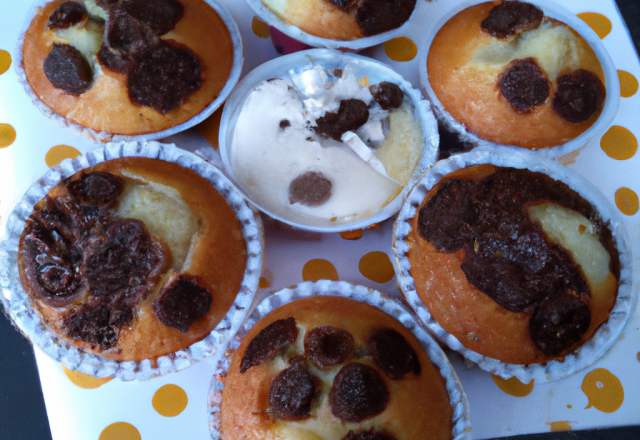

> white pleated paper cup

[
  {"left": 0, "top": 142, "right": 263, "bottom": 381},
  {"left": 207, "top": 280, "right": 472, "bottom": 440},
  {"left": 14, "top": 0, "right": 243, "bottom": 143},
  {"left": 418, "top": 0, "right": 620, "bottom": 160},
  {"left": 392, "top": 147, "right": 634, "bottom": 383},
  {"left": 219, "top": 48, "right": 439, "bottom": 233}
]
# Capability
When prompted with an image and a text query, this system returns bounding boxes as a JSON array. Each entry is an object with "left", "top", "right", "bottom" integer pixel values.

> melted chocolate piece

[
  {"left": 123, "top": 0, "right": 185, "bottom": 35},
  {"left": 437, "top": 121, "right": 476, "bottom": 160},
  {"left": 343, "top": 430, "right": 397, "bottom": 440},
  {"left": 127, "top": 42, "right": 202, "bottom": 114},
  {"left": 240, "top": 317, "right": 299, "bottom": 373},
  {"left": 329, "top": 363, "right": 389, "bottom": 422},
  {"left": 67, "top": 172, "right": 124, "bottom": 206},
  {"left": 552, "top": 70, "right": 605, "bottom": 124},
  {"left": 97, "top": 44, "right": 134, "bottom": 74},
  {"left": 304, "top": 325, "right": 354, "bottom": 368},
  {"left": 43, "top": 44, "right": 93, "bottom": 95},
  {"left": 327, "top": 0, "right": 358, "bottom": 12},
  {"left": 48, "top": 1, "right": 87, "bottom": 29},
  {"left": 153, "top": 275, "right": 213, "bottom": 332},
  {"left": 368, "top": 328, "right": 420, "bottom": 379},
  {"left": 498, "top": 58, "right": 550, "bottom": 112},
  {"left": 37, "top": 262, "right": 74, "bottom": 294},
  {"left": 529, "top": 291, "right": 591, "bottom": 356},
  {"left": 63, "top": 300, "right": 118, "bottom": 350},
  {"left": 355, "top": 0, "right": 417, "bottom": 37},
  {"left": 314, "top": 99, "right": 370, "bottom": 141},
  {"left": 279, "top": 119, "right": 291, "bottom": 129},
  {"left": 84, "top": 219, "right": 168, "bottom": 298},
  {"left": 105, "top": 3, "right": 160, "bottom": 54},
  {"left": 369, "top": 82, "right": 404, "bottom": 110},
  {"left": 268, "top": 358, "right": 316, "bottom": 420},
  {"left": 289, "top": 172, "right": 333, "bottom": 207},
  {"left": 481, "top": 1, "right": 544, "bottom": 39}
]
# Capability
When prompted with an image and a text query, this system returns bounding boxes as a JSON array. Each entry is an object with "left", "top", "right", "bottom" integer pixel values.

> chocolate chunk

[
  {"left": 368, "top": 328, "right": 420, "bottom": 379},
  {"left": 152, "top": 275, "right": 213, "bottom": 332},
  {"left": 370, "top": 82, "right": 404, "bottom": 110},
  {"left": 552, "top": 70, "right": 605, "bottom": 124},
  {"left": 48, "top": 1, "right": 87, "bottom": 29},
  {"left": 481, "top": 1, "right": 544, "bottom": 39},
  {"left": 127, "top": 42, "right": 202, "bottom": 114},
  {"left": 97, "top": 44, "right": 134, "bottom": 74},
  {"left": 288, "top": 171, "right": 333, "bottom": 207},
  {"left": 437, "top": 121, "right": 476, "bottom": 160},
  {"left": 84, "top": 219, "right": 168, "bottom": 298},
  {"left": 43, "top": 44, "right": 93, "bottom": 95},
  {"left": 105, "top": 3, "right": 160, "bottom": 54},
  {"left": 123, "top": 0, "right": 185, "bottom": 35},
  {"left": 326, "top": 0, "right": 358, "bottom": 11},
  {"left": 498, "top": 58, "right": 550, "bottom": 112},
  {"left": 68, "top": 172, "right": 124, "bottom": 206},
  {"left": 304, "top": 325, "right": 354, "bottom": 368},
  {"left": 279, "top": 119, "right": 291, "bottom": 129},
  {"left": 329, "top": 363, "right": 389, "bottom": 422},
  {"left": 355, "top": 0, "right": 417, "bottom": 37},
  {"left": 314, "top": 99, "right": 370, "bottom": 141},
  {"left": 63, "top": 300, "right": 118, "bottom": 350},
  {"left": 240, "top": 317, "right": 299, "bottom": 373},
  {"left": 268, "top": 358, "right": 316, "bottom": 420},
  {"left": 343, "top": 430, "right": 397, "bottom": 440},
  {"left": 530, "top": 291, "right": 591, "bottom": 356}
]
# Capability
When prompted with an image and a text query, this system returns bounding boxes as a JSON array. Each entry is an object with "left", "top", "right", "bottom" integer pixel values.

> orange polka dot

[
  {"left": 153, "top": 384, "right": 188, "bottom": 417},
  {"left": 195, "top": 107, "right": 223, "bottom": 150},
  {"left": 252, "top": 17, "right": 270, "bottom": 39},
  {"left": 99, "top": 422, "right": 140, "bottom": 440},
  {"left": 491, "top": 374, "right": 534, "bottom": 397},
  {"left": 45, "top": 145, "right": 81, "bottom": 167},
  {"left": 259, "top": 277, "right": 271, "bottom": 288},
  {"left": 615, "top": 187, "right": 639, "bottom": 216},
  {"left": 600, "top": 126, "right": 637, "bottom": 160},
  {"left": 567, "top": 404, "right": 572, "bottom": 409},
  {"left": 577, "top": 12, "right": 612, "bottom": 39},
  {"left": 302, "top": 259, "right": 338, "bottom": 282},
  {"left": 384, "top": 37, "right": 417, "bottom": 62},
  {"left": 637, "top": 352, "right": 640, "bottom": 362},
  {"left": 62, "top": 366, "right": 112, "bottom": 389},
  {"left": 359, "top": 251, "right": 395, "bottom": 284},
  {"left": 548, "top": 421, "right": 572, "bottom": 432},
  {"left": 582, "top": 368, "right": 624, "bottom": 413},
  {"left": 0, "top": 50, "right": 11, "bottom": 75},
  {"left": 0, "top": 123, "right": 16, "bottom": 148},
  {"left": 618, "top": 70, "right": 639, "bottom": 98},
  {"left": 340, "top": 229, "right": 363, "bottom": 240}
]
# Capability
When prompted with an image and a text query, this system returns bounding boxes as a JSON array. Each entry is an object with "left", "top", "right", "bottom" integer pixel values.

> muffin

[
  {"left": 213, "top": 283, "right": 469, "bottom": 440},
  {"left": 18, "top": 0, "right": 241, "bottom": 140},
  {"left": 393, "top": 148, "right": 631, "bottom": 380},
  {"left": 424, "top": 0, "right": 616, "bottom": 151}
]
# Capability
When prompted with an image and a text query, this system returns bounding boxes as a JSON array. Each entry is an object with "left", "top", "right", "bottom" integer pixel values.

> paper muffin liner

[
  {"left": 14, "top": 0, "right": 243, "bottom": 143},
  {"left": 245, "top": 0, "right": 419, "bottom": 51},
  {"left": 219, "top": 48, "right": 439, "bottom": 232},
  {"left": 0, "top": 141, "right": 264, "bottom": 381},
  {"left": 417, "top": 0, "right": 620, "bottom": 160},
  {"left": 207, "top": 280, "right": 472, "bottom": 440},
  {"left": 392, "top": 146, "right": 635, "bottom": 383}
]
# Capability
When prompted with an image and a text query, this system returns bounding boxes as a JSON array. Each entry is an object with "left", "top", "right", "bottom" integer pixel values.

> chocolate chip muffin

[
  {"left": 17, "top": 156, "right": 248, "bottom": 362},
  {"left": 219, "top": 296, "right": 454, "bottom": 440},
  {"left": 427, "top": 1, "right": 606, "bottom": 150},
  {"left": 20, "top": 0, "right": 237, "bottom": 139}
]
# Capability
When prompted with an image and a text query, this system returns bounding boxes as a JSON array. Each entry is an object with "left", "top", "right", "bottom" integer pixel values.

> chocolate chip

[
  {"left": 105, "top": 3, "right": 160, "bottom": 54},
  {"left": 437, "top": 121, "right": 476, "bottom": 160},
  {"left": 43, "top": 44, "right": 93, "bottom": 95},
  {"left": 326, "top": 0, "right": 358, "bottom": 11},
  {"left": 37, "top": 263, "right": 74, "bottom": 294},
  {"left": 481, "top": 1, "right": 544, "bottom": 39},
  {"left": 329, "top": 363, "right": 389, "bottom": 422},
  {"left": 84, "top": 219, "right": 168, "bottom": 298},
  {"left": 304, "top": 325, "right": 354, "bottom": 368},
  {"left": 369, "top": 82, "right": 404, "bottom": 110},
  {"left": 279, "top": 119, "right": 291, "bottom": 129},
  {"left": 314, "top": 99, "right": 370, "bottom": 141},
  {"left": 127, "top": 42, "right": 202, "bottom": 114},
  {"left": 268, "top": 358, "right": 316, "bottom": 420},
  {"left": 240, "top": 317, "right": 299, "bottom": 373},
  {"left": 343, "top": 430, "right": 397, "bottom": 440},
  {"left": 123, "top": 0, "right": 185, "bottom": 35},
  {"left": 68, "top": 172, "right": 124, "bottom": 206},
  {"left": 48, "top": 1, "right": 87, "bottom": 29},
  {"left": 368, "top": 328, "right": 420, "bottom": 379},
  {"left": 288, "top": 172, "right": 332, "bottom": 207},
  {"left": 63, "top": 300, "right": 118, "bottom": 350},
  {"left": 498, "top": 58, "right": 550, "bottom": 112},
  {"left": 97, "top": 44, "right": 134, "bottom": 74},
  {"left": 355, "top": 0, "right": 417, "bottom": 37},
  {"left": 552, "top": 69, "right": 605, "bottom": 124},
  {"left": 530, "top": 291, "right": 591, "bottom": 356},
  {"left": 153, "top": 275, "right": 213, "bottom": 332}
]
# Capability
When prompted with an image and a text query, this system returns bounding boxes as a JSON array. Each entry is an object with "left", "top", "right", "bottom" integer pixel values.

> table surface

[{"left": 1, "top": 0, "right": 639, "bottom": 439}]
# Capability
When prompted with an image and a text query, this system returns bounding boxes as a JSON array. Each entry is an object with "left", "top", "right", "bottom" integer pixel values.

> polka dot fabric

[{"left": 1, "top": 1, "right": 640, "bottom": 440}]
